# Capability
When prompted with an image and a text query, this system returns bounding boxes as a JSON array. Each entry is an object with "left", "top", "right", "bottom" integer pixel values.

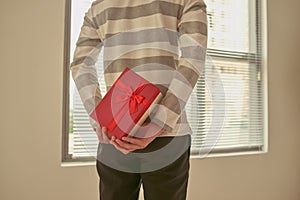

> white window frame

[{"left": 62, "top": 0, "right": 268, "bottom": 163}]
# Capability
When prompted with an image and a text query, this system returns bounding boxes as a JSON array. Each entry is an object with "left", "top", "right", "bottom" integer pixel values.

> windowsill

[
  {"left": 61, "top": 161, "right": 96, "bottom": 167},
  {"left": 190, "top": 149, "right": 268, "bottom": 159}
]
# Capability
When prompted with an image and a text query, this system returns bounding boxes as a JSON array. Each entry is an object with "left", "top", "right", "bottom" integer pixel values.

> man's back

[{"left": 70, "top": 0, "right": 208, "bottom": 136}]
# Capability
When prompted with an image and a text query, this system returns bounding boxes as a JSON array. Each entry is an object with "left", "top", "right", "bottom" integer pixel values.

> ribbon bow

[
  {"left": 107, "top": 80, "right": 149, "bottom": 133},
  {"left": 115, "top": 80, "right": 148, "bottom": 114}
]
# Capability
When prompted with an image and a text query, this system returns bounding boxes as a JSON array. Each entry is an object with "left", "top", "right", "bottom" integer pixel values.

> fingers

[
  {"left": 94, "top": 125, "right": 140, "bottom": 154},
  {"left": 122, "top": 137, "right": 144, "bottom": 147},
  {"left": 101, "top": 127, "right": 110, "bottom": 140},
  {"left": 110, "top": 136, "right": 149, "bottom": 154},
  {"left": 116, "top": 138, "right": 141, "bottom": 150},
  {"left": 110, "top": 137, "right": 130, "bottom": 154},
  {"left": 95, "top": 125, "right": 157, "bottom": 153},
  {"left": 95, "top": 126, "right": 110, "bottom": 144}
]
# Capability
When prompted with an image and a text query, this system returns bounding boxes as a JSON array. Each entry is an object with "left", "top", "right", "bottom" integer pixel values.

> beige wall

[{"left": 0, "top": 0, "right": 299, "bottom": 200}]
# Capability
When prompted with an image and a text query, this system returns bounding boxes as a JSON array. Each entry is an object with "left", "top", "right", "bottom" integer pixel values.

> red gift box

[{"left": 90, "top": 68, "right": 162, "bottom": 139}]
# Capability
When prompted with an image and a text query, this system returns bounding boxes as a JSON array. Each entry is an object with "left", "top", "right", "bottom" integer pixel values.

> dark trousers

[{"left": 96, "top": 135, "right": 191, "bottom": 200}]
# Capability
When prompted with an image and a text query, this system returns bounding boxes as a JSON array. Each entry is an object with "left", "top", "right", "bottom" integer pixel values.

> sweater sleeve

[
  {"left": 151, "top": 0, "right": 208, "bottom": 132},
  {"left": 69, "top": 6, "right": 103, "bottom": 129}
]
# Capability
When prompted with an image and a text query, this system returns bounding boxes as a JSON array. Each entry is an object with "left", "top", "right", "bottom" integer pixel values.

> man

[{"left": 70, "top": 0, "right": 207, "bottom": 199}]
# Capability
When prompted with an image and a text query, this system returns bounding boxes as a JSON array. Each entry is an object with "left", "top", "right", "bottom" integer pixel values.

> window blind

[
  {"left": 66, "top": 0, "right": 266, "bottom": 160},
  {"left": 187, "top": 0, "right": 265, "bottom": 156}
]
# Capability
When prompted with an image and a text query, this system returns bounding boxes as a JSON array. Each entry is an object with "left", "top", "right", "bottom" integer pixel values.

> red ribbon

[
  {"left": 107, "top": 80, "right": 149, "bottom": 132},
  {"left": 115, "top": 80, "right": 148, "bottom": 114}
]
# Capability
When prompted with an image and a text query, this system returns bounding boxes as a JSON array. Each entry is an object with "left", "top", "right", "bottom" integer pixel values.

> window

[{"left": 62, "top": 0, "right": 268, "bottom": 162}]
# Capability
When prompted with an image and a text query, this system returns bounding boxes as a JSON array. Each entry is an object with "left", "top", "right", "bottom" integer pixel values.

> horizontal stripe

[
  {"left": 178, "top": 57, "right": 205, "bottom": 75},
  {"left": 129, "top": 63, "right": 178, "bottom": 72},
  {"left": 77, "top": 27, "right": 99, "bottom": 40},
  {"left": 92, "top": 0, "right": 184, "bottom": 13},
  {"left": 74, "top": 73, "right": 98, "bottom": 91},
  {"left": 155, "top": 84, "right": 169, "bottom": 95},
  {"left": 102, "top": 45, "right": 177, "bottom": 60},
  {"left": 179, "top": 21, "right": 207, "bottom": 35},
  {"left": 152, "top": 104, "right": 180, "bottom": 129},
  {"left": 83, "top": 96, "right": 102, "bottom": 114},
  {"left": 103, "top": 43, "right": 179, "bottom": 61},
  {"left": 160, "top": 92, "right": 181, "bottom": 115},
  {"left": 72, "top": 46, "right": 100, "bottom": 59},
  {"left": 102, "top": 28, "right": 179, "bottom": 47},
  {"left": 93, "top": 1, "right": 182, "bottom": 27},
  {"left": 134, "top": 68, "right": 176, "bottom": 85},
  {"left": 180, "top": 1, "right": 207, "bottom": 25},
  {"left": 152, "top": 117, "right": 173, "bottom": 133},
  {"left": 104, "top": 56, "right": 177, "bottom": 73},
  {"left": 70, "top": 56, "right": 97, "bottom": 67},
  {"left": 187, "top": 1, "right": 206, "bottom": 13},
  {"left": 99, "top": 14, "right": 178, "bottom": 39},
  {"left": 176, "top": 65, "right": 200, "bottom": 87},
  {"left": 168, "top": 79, "right": 193, "bottom": 102},
  {"left": 181, "top": 46, "right": 206, "bottom": 60},
  {"left": 103, "top": 49, "right": 178, "bottom": 63},
  {"left": 76, "top": 37, "right": 101, "bottom": 47},
  {"left": 78, "top": 84, "right": 102, "bottom": 103},
  {"left": 103, "top": 69, "right": 176, "bottom": 88},
  {"left": 83, "top": 15, "right": 98, "bottom": 29},
  {"left": 179, "top": 33, "right": 207, "bottom": 48},
  {"left": 91, "top": 0, "right": 104, "bottom": 7}
]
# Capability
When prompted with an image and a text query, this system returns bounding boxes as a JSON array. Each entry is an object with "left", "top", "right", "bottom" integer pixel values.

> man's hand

[
  {"left": 95, "top": 126, "right": 113, "bottom": 144},
  {"left": 110, "top": 123, "right": 165, "bottom": 154}
]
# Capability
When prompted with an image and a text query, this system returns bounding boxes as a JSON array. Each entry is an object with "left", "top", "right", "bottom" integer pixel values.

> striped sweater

[{"left": 70, "top": 0, "right": 208, "bottom": 137}]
